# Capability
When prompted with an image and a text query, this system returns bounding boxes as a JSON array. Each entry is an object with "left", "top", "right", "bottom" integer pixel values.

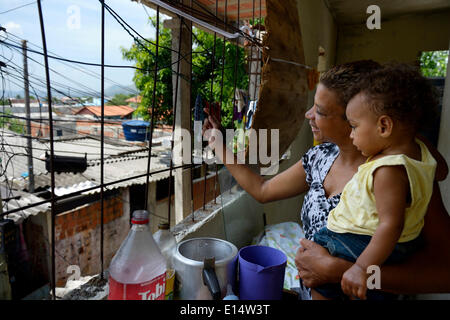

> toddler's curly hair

[{"left": 355, "top": 62, "right": 438, "bottom": 132}]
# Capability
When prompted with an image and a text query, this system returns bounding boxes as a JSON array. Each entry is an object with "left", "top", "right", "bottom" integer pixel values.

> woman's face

[{"left": 305, "top": 83, "right": 351, "bottom": 144}]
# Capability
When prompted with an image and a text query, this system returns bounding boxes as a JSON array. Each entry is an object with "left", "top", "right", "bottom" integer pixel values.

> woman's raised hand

[{"left": 202, "top": 107, "right": 222, "bottom": 148}]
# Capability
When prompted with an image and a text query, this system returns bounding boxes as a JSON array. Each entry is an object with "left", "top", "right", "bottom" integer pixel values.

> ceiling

[
  {"left": 195, "top": 0, "right": 266, "bottom": 21},
  {"left": 138, "top": 0, "right": 450, "bottom": 30},
  {"left": 138, "top": 0, "right": 266, "bottom": 33},
  {"left": 325, "top": 0, "right": 450, "bottom": 25}
]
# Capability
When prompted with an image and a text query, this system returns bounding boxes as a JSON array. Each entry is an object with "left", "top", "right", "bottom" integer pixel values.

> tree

[
  {"left": 0, "top": 109, "right": 25, "bottom": 134},
  {"left": 420, "top": 50, "right": 449, "bottom": 77},
  {"left": 191, "top": 29, "right": 248, "bottom": 128},
  {"left": 122, "top": 17, "right": 174, "bottom": 125},
  {"left": 121, "top": 16, "right": 248, "bottom": 128},
  {"left": 107, "top": 93, "right": 134, "bottom": 106}
]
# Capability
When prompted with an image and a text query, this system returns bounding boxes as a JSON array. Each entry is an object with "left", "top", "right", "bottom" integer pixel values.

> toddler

[{"left": 312, "top": 63, "right": 438, "bottom": 300}]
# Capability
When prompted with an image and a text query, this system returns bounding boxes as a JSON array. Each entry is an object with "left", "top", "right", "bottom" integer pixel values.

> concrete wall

[
  {"left": 336, "top": 10, "right": 450, "bottom": 64},
  {"left": 438, "top": 47, "right": 450, "bottom": 212},
  {"left": 297, "top": 0, "right": 338, "bottom": 70},
  {"left": 148, "top": 174, "right": 219, "bottom": 234},
  {"left": 181, "top": 189, "right": 264, "bottom": 249},
  {"left": 30, "top": 121, "right": 77, "bottom": 138},
  {"left": 53, "top": 190, "right": 130, "bottom": 286},
  {"left": 261, "top": 0, "right": 338, "bottom": 226},
  {"left": 76, "top": 121, "right": 125, "bottom": 139}
]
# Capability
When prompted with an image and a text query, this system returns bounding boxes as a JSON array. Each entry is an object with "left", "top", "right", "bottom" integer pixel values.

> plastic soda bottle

[
  {"left": 154, "top": 222, "right": 177, "bottom": 300},
  {"left": 108, "top": 210, "right": 166, "bottom": 300}
]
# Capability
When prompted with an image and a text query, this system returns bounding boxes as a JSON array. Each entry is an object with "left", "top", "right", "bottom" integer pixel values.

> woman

[
  {"left": 296, "top": 64, "right": 450, "bottom": 297},
  {"left": 202, "top": 60, "right": 450, "bottom": 299}
]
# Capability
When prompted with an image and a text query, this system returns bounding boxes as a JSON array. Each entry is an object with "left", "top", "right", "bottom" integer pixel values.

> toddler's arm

[
  {"left": 295, "top": 183, "right": 450, "bottom": 294},
  {"left": 340, "top": 165, "right": 409, "bottom": 299}
]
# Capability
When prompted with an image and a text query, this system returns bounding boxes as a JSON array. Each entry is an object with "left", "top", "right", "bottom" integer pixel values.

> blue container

[{"left": 122, "top": 120, "right": 150, "bottom": 141}]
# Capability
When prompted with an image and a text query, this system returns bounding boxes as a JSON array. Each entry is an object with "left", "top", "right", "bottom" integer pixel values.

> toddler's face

[{"left": 346, "top": 93, "right": 383, "bottom": 157}]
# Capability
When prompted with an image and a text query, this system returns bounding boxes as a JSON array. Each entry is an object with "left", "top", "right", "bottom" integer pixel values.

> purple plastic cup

[{"left": 238, "top": 245, "right": 287, "bottom": 300}]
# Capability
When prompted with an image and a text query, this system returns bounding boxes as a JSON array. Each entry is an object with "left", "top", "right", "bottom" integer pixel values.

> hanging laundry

[
  {"left": 246, "top": 100, "right": 257, "bottom": 129},
  {"left": 233, "top": 89, "right": 249, "bottom": 122}
]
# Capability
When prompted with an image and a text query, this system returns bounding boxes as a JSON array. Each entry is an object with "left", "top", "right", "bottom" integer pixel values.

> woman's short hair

[
  {"left": 355, "top": 62, "right": 438, "bottom": 132},
  {"left": 319, "top": 60, "right": 382, "bottom": 107}
]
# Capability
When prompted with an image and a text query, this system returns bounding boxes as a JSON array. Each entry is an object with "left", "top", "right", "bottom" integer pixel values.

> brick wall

[
  {"left": 29, "top": 175, "right": 219, "bottom": 287},
  {"left": 192, "top": 174, "right": 220, "bottom": 211},
  {"left": 30, "top": 121, "right": 49, "bottom": 137},
  {"left": 76, "top": 121, "right": 125, "bottom": 139},
  {"left": 148, "top": 174, "right": 219, "bottom": 233},
  {"left": 54, "top": 190, "right": 130, "bottom": 287}
]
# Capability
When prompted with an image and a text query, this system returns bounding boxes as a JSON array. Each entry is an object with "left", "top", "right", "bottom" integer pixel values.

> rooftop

[
  {"left": 74, "top": 105, "right": 135, "bottom": 118},
  {"left": 125, "top": 96, "right": 142, "bottom": 104},
  {"left": 1, "top": 129, "right": 174, "bottom": 222}
]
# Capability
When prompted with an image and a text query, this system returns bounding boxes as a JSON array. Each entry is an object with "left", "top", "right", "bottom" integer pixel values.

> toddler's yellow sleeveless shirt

[{"left": 327, "top": 139, "right": 436, "bottom": 243}]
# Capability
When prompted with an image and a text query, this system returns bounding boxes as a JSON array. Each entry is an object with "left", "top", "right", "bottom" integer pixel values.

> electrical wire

[
  {"left": 0, "top": 0, "right": 268, "bottom": 225},
  {"left": 0, "top": 0, "right": 38, "bottom": 15},
  {"left": 1, "top": 162, "right": 204, "bottom": 217},
  {"left": 5, "top": 30, "right": 140, "bottom": 96}
]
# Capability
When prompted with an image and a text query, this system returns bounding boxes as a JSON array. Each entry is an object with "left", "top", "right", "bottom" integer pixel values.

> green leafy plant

[
  {"left": 106, "top": 93, "right": 135, "bottom": 106},
  {"left": 0, "top": 109, "right": 26, "bottom": 134},
  {"left": 121, "top": 16, "right": 248, "bottom": 128},
  {"left": 420, "top": 50, "right": 449, "bottom": 77}
]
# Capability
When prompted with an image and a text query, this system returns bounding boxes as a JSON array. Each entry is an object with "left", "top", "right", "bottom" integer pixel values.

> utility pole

[
  {"left": 22, "top": 40, "right": 35, "bottom": 193},
  {"left": 164, "top": 15, "right": 192, "bottom": 225}
]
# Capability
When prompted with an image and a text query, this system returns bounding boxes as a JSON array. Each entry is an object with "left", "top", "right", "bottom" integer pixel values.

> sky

[{"left": 1, "top": 0, "right": 164, "bottom": 98}]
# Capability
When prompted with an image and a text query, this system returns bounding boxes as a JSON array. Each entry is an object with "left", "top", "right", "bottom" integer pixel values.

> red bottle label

[{"left": 108, "top": 273, "right": 166, "bottom": 300}]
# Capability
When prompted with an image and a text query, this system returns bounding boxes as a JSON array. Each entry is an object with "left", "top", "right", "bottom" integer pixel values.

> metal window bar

[
  {"left": 247, "top": 0, "right": 255, "bottom": 101},
  {"left": 100, "top": 0, "right": 106, "bottom": 281},
  {"left": 212, "top": 0, "right": 219, "bottom": 206},
  {"left": 144, "top": 5, "right": 160, "bottom": 212},
  {"left": 0, "top": 40, "right": 200, "bottom": 82},
  {"left": 215, "top": 0, "right": 229, "bottom": 204},
  {"left": 0, "top": 163, "right": 204, "bottom": 218},
  {"left": 36, "top": 0, "right": 57, "bottom": 300},
  {"left": 189, "top": 0, "right": 195, "bottom": 222},
  {"left": 167, "top": 16, "right": 184, "bottom": 227},
  {"left": 0, "top": 0, "right": 268, "bottom": 300},
  {"left": 203, "top": 0, "right": 218, "bottom": 211}
]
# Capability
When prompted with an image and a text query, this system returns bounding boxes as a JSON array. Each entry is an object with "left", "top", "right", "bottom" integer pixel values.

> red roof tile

[
  {"left": 75, "top": 105, "right": 135, "bottom": 118},
  {"left": 125, "top": 96, "right": 142, "bottom": 103}
]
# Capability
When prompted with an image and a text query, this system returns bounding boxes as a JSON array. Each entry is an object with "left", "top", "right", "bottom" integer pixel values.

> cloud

[{"left": 4, "top": 21, "right": 23, "bottom": 36}]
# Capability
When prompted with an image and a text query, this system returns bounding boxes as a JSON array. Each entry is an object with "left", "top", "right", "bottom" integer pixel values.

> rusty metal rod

[{"left": 36, "top": 0, "right": 56, "bottom": 300}]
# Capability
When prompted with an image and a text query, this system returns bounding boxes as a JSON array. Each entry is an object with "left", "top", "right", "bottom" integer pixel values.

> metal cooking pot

[{"left": 173, "top": 237, "right": 238, "bottom": 300}]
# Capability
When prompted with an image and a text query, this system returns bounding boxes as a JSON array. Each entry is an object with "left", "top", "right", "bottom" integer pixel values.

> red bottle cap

[{"left": 131, "top": 210, "right": 149, "bottom": 225}]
